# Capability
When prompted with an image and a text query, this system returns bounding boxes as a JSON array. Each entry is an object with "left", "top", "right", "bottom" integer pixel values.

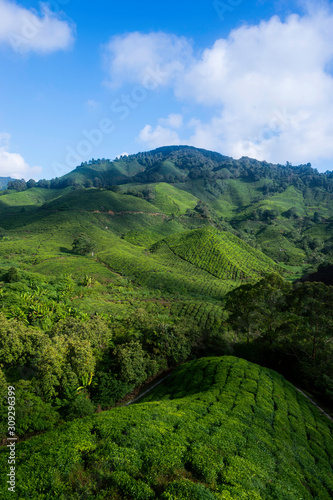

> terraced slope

[
  {"left": 158, "top": 227, "right": 279, "bottom": 281},
  {"left": 99, "top": 238, "right": 236, "bottom": 299},
  {"left": 1, "top": 356, "right": 332, "bottom": 499}
]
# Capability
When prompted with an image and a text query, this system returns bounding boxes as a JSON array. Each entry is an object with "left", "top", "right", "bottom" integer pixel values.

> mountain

[
  {"left": 53, "top": 145, "right": 333, "bottom": 190},
  {"left": 8, "top": 145, "right": 333, "bottom": 268},
  {"left": 0, "top": 176, "right": 14, "bottom": 189},
  {"left": 1, "top": 145, "right": 333, "bottom": 499}
]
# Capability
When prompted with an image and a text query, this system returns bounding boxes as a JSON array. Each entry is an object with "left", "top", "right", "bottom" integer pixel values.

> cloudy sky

[{"left": 1, "top": 0, "right": 333, "bottom": 179}]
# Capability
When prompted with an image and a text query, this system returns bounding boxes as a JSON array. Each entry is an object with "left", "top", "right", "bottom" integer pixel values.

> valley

[{"left": 0, "top": 146, "right": 332, "bottom": 498}]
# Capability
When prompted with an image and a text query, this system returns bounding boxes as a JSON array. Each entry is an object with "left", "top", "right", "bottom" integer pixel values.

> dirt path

[
  {"left": 124, "top": 375, "right": 171, "bottom": 406},
  {"left": 294, "top": 387, "right": 333, "bottom": 422}
]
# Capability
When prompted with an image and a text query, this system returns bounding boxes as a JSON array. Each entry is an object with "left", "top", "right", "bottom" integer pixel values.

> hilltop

[{"left": 56, "top": 145, "right": 332, "bottom": 189}]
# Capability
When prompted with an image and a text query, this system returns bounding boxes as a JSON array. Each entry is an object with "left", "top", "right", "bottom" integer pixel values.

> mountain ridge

[{"left": 54, "top": 145, "right": 332, "bottom": 189}]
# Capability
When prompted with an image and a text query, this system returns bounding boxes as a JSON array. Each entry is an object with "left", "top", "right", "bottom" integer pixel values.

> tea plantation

[
  {"left": 2, "top": 146, "right": 333, "bottom": 498},
  {"left": 0, "top": 356, "right": 332, "bottom": 499}
]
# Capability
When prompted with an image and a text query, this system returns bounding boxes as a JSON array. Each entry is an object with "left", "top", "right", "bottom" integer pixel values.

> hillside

[
  {"left": 1, "top": 146, "right": 333, "bottom": 499},
  {"left": 1, "top": 356, "right": 332, "bottom": 499},
  {"left": 11, "top": 145, "right": 333, "bottom": 268},
  {"left": 156, "top": 227, "right": 279, "bottom": 281}
]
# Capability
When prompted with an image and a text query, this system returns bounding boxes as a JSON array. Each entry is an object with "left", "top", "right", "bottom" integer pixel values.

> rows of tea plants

[
  {"left": 170, "top": 299, "right": 227, "bottom": 330},
  {"left": 99, "top": 241, "right": 236, "bottom": 300},
  {"left": 4, "top": 356, "right": 331, "bottom": 499},
  {"left": 164, "top": 227, "right": 278, "bottom": 282}
]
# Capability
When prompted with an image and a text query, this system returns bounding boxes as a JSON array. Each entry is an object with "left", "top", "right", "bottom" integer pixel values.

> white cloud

[
  {"left": 0, "top": 0, "right": 75, "bottom": 54},
  {"left": 158, "top": 113, "right": 183, "bottom": 129},
  {"left": 104, "top": 31, "right": 193, "bottom": 88},
  {"left": 0, "top": 133, "right": 42, "bottom": 179},
  {"left": 112, "top": 6, "right": 333, "bottom": 168},
  {"left": 138, "top": 124, "right": 183, "bottom": 150}
]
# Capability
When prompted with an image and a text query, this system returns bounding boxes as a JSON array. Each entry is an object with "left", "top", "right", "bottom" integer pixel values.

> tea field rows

[{"left": 1, "top": 356, "right": 331, "bottom": 499}]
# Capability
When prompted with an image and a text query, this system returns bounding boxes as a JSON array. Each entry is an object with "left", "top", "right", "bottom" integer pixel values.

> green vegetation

[
  {"left": 159, "top": 227, "right": 279, "bottom": 281},
  {"left": 0, "top": 357, "right": 332, "bottom": 499},
  {"left": 72, "top": 234, "right": 95, "bottom": 256},
  {"left": 1, "top": 146, "right": 333, "bottom": 497}
]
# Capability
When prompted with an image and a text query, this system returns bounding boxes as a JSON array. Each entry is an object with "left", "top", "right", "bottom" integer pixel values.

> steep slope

[
  {"left": 1, "top": 356, "right": 332, "bottom": 499},
  {"left": 156, "top": 227, "right": 279, "bottom": 281}
]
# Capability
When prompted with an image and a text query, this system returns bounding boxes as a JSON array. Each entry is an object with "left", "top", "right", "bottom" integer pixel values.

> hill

[
  {"left": 12, "top": 145, "right": 333, "bottom": 267},
  {"left": 0, "top": 148, "right": 332, "bottom": 428},
  {"left": 156, "top": 227, "right": 279, "bottom": 281},
  {"left": 1, "top": 356, "right": 332, "bottom": 499},
  {"left": 49, "top": 145, "right": 333, "bottom": 197}
]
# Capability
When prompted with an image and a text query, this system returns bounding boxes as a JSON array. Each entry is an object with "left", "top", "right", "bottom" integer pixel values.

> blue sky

[{"left": 1, "top": 0, "right": 333, "bottom": 180}]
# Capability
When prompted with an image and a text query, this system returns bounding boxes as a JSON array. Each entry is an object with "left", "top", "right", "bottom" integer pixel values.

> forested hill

[
  {"left": 7, "top": 145, "right": 333, "bottom": 191},
  {"left": 3, "top": 145, "right": 333, "bottom": 269},
  {"left": 49, "top": 146, "right": 333, "bottom": 189}
]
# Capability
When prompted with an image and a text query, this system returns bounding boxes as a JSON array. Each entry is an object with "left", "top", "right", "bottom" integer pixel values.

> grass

[{"left": 152, "top": 183, "right": 198, "bottom": 215}]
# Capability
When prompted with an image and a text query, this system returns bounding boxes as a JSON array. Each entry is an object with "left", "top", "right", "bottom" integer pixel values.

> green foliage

[
  {"left": 161, "top": 479, "right": 217, "bottom": 499},
  {"left": 2, "top": 146, "right": 333, "bottom": 498},
  {"left": 5, "top": 266, "right": 19, "bottom": 283},
  {"left": 161, "top": 227, "right": 279, "bottom": 281},
  {"left": 67, "top": 393, "right": 95, "bottom": 419},
  {"left": 1, "top": 357, "right": 332, "bottom": 499},
  {"left": 114, "top": 341, "right": 148, "bottom": 386},
  {"left": 72, "top": 233, "right": 94, "bottom": 255},
  {"left": 92, "top": 372, "right": 131, "bottom": 408}
]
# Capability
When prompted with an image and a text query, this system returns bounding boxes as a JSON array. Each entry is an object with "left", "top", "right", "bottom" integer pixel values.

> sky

[{"left": 1, "top": 0, "right": 333, "bottom": 180}]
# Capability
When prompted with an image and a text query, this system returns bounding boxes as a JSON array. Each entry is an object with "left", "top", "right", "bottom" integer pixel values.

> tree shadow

[{"left": 60, "top": 247, "right": 73, "bottom": 254}]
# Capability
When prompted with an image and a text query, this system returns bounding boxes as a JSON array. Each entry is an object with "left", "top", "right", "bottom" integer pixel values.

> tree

[
  {"left": 7, "top": 179, "right": 27, "bottom": 191},
  {"left": 72, "top": 234, "right": 94, "bottom": 256},
  {"left": 37, "top": 179, "right": 51, "bottom": 189},
  {"left": 93, "top": 177, "right": 102, "bottom": 188},
  {"left": 283, "top": 207, "right": 299, "bottom": 219},
  {"left": 5, "top": 266, "right": 19, "bottom": 283},
  {"left": 288, "top": 282, "right": 333, "bottom": 362},
  {"left": 113, "top": 341, "right": 148, "bottom": 386},
  {"left": 225, "top": 274, "right": 290, "bottom": 344},
  {"left": 26, "top": 179, "right": 36, "bottom": 189}
]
